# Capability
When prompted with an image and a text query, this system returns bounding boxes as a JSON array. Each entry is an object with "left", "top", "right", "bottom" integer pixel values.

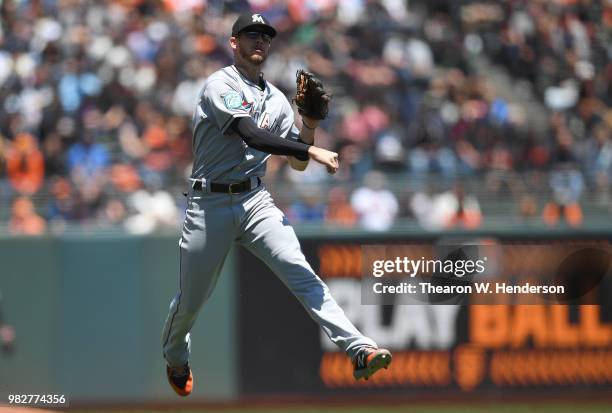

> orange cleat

[
  {"left": 352, "top": 347, "right": 392, "bottom": 380},
  {"left": 166, "top": 364, "right": 193, "bottom": 396}
]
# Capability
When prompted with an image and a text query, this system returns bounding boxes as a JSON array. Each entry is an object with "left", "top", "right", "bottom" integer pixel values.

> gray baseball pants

[{"left": 162, "top": 184, "right": 377, "bottom": 367}]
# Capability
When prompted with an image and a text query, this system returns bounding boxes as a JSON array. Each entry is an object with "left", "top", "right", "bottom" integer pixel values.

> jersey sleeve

[
  {"left": 201, "top": 80, "right": 251, "bottom": 134},
  {"left": 279, "top": 98, "right": 301, "bottom": 142}
]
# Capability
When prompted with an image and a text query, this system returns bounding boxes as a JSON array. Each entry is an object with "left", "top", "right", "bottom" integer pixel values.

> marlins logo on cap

[{"left": 231, "top": 13, "right": 277, "bottom": 38}]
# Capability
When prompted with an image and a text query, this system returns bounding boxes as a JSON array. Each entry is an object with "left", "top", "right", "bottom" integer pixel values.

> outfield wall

[
  {"left": 0, "top": 234, "right": 237, "bottom": 403},
  {"left": 238, "top": 235, "right": 612, "bottom": 398},
  {"left": 0, "top": 230, "right": 611, "bottom": 404}
]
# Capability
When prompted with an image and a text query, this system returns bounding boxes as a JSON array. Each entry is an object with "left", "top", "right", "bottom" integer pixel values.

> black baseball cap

[{"left": 231, "top": 13, "right": 277, "bottom": 38}]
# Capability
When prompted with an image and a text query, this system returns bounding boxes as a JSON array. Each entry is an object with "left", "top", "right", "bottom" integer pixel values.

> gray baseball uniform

[{"left": 161, "top": 65, "right": 377, "bottom": 368}]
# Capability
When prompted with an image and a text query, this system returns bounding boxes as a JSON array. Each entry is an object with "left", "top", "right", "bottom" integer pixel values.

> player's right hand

[{"left": 308, "top": 146, "right": 339, "bottom": 174}]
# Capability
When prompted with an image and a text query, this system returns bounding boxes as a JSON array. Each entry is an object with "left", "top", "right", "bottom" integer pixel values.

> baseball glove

[{"left": 293, "top": 70, "right": 331, "bottom": 120}]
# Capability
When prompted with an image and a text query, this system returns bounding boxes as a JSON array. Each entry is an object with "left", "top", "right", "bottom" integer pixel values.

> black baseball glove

[{"left": 293, "top": 70, "right": 331, "bottom": 120}]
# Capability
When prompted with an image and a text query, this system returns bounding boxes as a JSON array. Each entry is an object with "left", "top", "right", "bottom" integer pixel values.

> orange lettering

[
  {"left": 511, "top": 305, "right": 548, "bottom": 348},
  {"left": 470, "top": 305, "right": 509, "bottom": 348},
  {"left": 581, "top": 305, "right": 611, "bottom": 347},
  {"left": 550, "top": 305, "right": 579, "bottom": 347}
]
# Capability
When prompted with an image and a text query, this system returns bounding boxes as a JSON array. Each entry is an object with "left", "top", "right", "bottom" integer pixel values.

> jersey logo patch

[
  {"left": 242, "top": 100, "right": 254, "bottom": 111},
  {"left": 252, "top": 14, "right": 265, "bottom": 24},
  {"left": 222, "top": 91, "right": 243, "bottom": 110},
  {"left": 259, "top": 112, "right": 270, "bottom": 129}
]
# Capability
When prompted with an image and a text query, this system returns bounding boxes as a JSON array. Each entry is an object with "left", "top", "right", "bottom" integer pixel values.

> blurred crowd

[{"left": 0, "top": 0, "right": 610, "bottom": 234}]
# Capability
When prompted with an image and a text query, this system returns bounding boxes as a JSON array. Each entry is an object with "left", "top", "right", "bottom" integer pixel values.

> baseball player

[
  {"left": 162, "top": 13, "right": 391, "bottom": 396},
  {"left": 0, "top": 290, "right": 16, "bottom": 355}
]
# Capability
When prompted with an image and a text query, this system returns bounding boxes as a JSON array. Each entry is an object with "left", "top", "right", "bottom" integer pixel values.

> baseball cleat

[
  {"left": 352, "top": 347, "right": 392, "bottom": 381},
  {"left": 166, "top": 364, "right": 193, "bottom": 396}
]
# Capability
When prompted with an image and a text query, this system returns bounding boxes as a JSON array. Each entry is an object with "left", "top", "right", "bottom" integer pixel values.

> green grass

[{"left": 70, "top": 404, "right": 612, "bottom": 413}]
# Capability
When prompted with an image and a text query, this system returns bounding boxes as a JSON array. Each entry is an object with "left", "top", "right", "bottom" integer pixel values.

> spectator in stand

[
  {"left": 374, "top": 125, "right": 406, "bottom": 172},
  {"left": 110, "top": 163, "right": 143, "bottom": 194},
  {"left": 543, "top": 168, "right": 585, "bottom": 228},
  {"left": 66, "top": 132, "right": 109, "bottom": 185},
  {"left": 326, "top": 186, "right": 358, "bottom": 228},
  {"left": 411, "top": 185, "right": 442, "bottom": 231},
  {"left": 99, "top": 198, "right": 128, "bottom": 227},
  {"left": 42, "top": 131, "right": 68, "bottom": 177},
  {"left": 444, "top": 184, "right": 483, "bottom": 230},
  {"left": 411, "top": 183, "right": 482, "bottom": 231},
  {"left": 9, "top": 196, "right": 46, "bottom": 236},
  {"left": 141, "top": 111, "right": 174, "bottom": 186},
  {"left": 0, "top": 136, "right": 7, "bottom": 200},
  {"left": 351, "top": 171, "right": 399, "bottom": 231},
  {"left": 584, "top": 121, "right": 612, "bottom": 203},
  {"left": 518, "top": 194, "right": 539, "bottom": 223},
  {"left": 47, "top": 177, "right": 78, "bottom": 224},
  {"left": 407, "top": 106, "right": 457, "bottom": 178},
  {"left": 485, "top": 136, "right": 525, "bottom": 198},
  {"left": 287, "top": 188, "right": 327, "bottom": 224},
  {"left": 5, "top": 132, "right": 45, "bottom": 195},
  {"left": 0, "top": 136, "right": 6, "bottom": 175},
  {"left": 542, "top": 116, "right": 584, "bottom": 228},
  {"left": 124, "top": 176, "right": 178, "bottom": 234}
]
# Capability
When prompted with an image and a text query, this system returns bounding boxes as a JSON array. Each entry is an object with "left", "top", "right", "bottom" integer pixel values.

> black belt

[{"left": 192, "top": 177, "right": 260, "bottom": 194}]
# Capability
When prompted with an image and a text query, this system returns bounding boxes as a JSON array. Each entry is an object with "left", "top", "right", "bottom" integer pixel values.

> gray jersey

[{"left": 191, "top": 65, "right": 300, "bottom": 182}]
